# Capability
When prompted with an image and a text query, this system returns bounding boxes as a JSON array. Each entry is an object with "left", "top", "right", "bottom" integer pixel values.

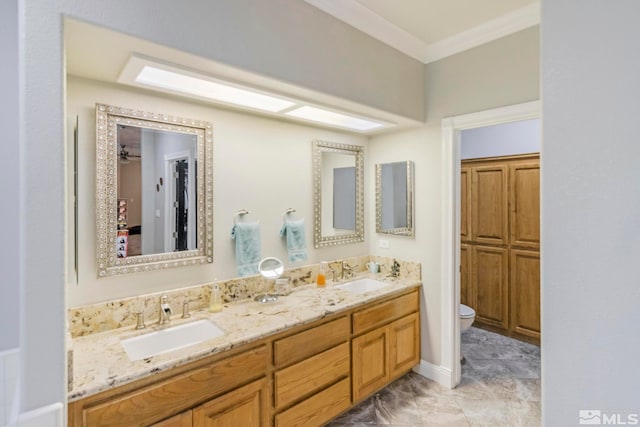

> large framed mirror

[
  {"left": 312, "top": 140, "right": 364, "bottom": 248},
  {"left": 95, "top": 103, "right": 213, "bottom": 276},
  {"left": 376, "top": 160, "right": 414, "bottom": 236}
]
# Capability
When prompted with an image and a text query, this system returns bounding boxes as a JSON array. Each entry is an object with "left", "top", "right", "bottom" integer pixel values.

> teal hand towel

[
  {"left": 279, "top": 218, "right": 308, "bottom": 262},
  {"left": 231, "top": 221, "right": 261, "bottom": 276}
]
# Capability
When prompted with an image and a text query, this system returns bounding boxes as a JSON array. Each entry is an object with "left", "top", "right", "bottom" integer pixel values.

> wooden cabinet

[
  {"left": 471, "top": 164, "right": 508, "bottom": 246},
  {"left": 193, "top": 379, "right": 268, "bottom": 427},
  {"left": 460, "top": 243, "right": 471, "bottom": 306},
  {"left": 69, "top": 345, "right": 268, "bottom": 427},
  {"left": 460, "top": 167, "right": 471, "bottom": 242},
  {"left": 351, "top": 291, "right": 420, "bottom": 402},
  {"left": 510, "top": 249, "right": 541, "bottom": 340},
  {"left": 388, "top": 312, "right": 420, "bottom": 379},
  {"left": 509, "top": 162, "right": 540, "bottom": 250},
  {"left": 462, "top": 154, "right": 540, "bottom": 344},
  {"left": 472, "top": 245, "right": 509, "bottom": 330},
  {"left": 70, "top": 289, "right": 421, "bottom": 427},
  {"left": 151, "top": 412, "right": 192, "bottom": 427}
]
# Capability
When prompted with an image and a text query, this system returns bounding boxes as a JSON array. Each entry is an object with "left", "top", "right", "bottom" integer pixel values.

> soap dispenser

[
  {"left": 317, "top": 261, "right": 327, "bottom": 287},
  {"left": 209, "top": 283, "right": 223, "bottom": 313}
]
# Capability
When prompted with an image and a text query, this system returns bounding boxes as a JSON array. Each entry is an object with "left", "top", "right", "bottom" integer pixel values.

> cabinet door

[
  {"left": 192, "top": 378, "right": 268, "bottom": 427},
  {"left": 472, "top": 246, "right": 509, "bottom": 330},
  {"left": 509, "top": 161, "right": 540, "bottom": 250},
  {"left": 460, "top": 166, "right": 472, "bottom": 242},
  {"left": 472, "top": 165, "right": 508, "bottom": 246},
  {"left": 352, "top": 327, "right": 388, "bottom": 402},
  {"left": 460, "top": 243, "right": 471, "bottom": 306},
  {"left": 151, "top": 411, "right": 192, "bottom": 427},
  {"left": 389, "top": 313, "right": 420, "bottom": 379},
  {"left": 510, "top": 249, "right": 540, "bottom": 341}
]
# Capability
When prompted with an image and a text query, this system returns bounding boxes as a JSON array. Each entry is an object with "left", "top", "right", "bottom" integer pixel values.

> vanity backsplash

[{"left": 68, "top": 255, "right": 421, "bottom": 338}]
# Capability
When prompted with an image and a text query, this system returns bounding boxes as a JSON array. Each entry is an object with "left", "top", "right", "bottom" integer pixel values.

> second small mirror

[{"left": 376, "top": 161, "right": 414, "bottom": 236}]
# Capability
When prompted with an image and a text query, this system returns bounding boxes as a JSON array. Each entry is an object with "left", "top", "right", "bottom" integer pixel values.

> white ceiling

[{"left": 304, "top": 0, "right": 539, "bottom": 63}]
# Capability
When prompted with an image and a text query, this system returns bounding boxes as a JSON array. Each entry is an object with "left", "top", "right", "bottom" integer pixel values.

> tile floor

[{"left": 327, "top": 327, "right": 541, "bottom": 426}]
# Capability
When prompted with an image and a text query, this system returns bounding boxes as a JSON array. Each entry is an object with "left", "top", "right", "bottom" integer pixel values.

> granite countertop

[{"left": 69, "top": 274, "right": 421, "bottom": 402}]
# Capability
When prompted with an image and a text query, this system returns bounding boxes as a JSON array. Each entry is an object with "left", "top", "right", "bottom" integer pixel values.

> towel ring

[
  {"left": 283, "top": 208, "right": 296, "bottom": 222},
  {"left": 234, "top": 209, "right": 250, "bottom": 224}
]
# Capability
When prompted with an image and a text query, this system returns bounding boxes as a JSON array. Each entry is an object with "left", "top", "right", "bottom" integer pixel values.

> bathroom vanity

[{"left": 68, "top": 278, "right": 420, "bottom": 427}]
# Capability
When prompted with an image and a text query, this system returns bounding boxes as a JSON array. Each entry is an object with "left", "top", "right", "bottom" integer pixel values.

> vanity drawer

[
  {"left": 352, "top": 291, "right": 419, "bottom": 334},
  {"left": 273, "top": 316, "right": 349, "bottom": 367},
  {"left": 81, "top": 345, "right": 267, "bottom": 427},
  {"left": 274, "top": 342, "right": 350, "bottom": 410},
  {"left": 274, "top": 377, "right": 351, "bottom": 427}
]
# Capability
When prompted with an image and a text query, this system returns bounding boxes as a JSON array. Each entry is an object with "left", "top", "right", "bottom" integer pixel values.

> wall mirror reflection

[
  {"left": 312, "top": 140, "right": 364, "bottom": 248},
  {"left": 96, "top": 103, "right": 213, "bottom": 276},
  {"left": 376, "top": 160, "right": 414, "bottom": 236}
]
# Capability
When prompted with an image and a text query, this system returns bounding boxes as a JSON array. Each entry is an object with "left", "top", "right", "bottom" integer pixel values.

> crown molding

[
  {"left": 304, "top": 0, "right": 429, "bottom": 62},
  {"left": 304, "top": 0, "right": 540, "bottom": 64},
  {"left": 423, "top": 3, "right": 540, "bottom": 63}
]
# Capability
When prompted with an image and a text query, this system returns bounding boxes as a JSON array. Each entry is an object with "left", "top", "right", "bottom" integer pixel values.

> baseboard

[{"left": 413, "top": 359, "right": 454, "bottom": 389}]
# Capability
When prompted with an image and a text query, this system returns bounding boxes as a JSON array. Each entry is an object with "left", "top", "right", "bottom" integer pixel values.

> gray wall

[
  {"left": 542, "top": 0, "right": 640, "bottom": 425},
  {"left": 461, "top": 118, "right": 540, "bottom": 159},
  {"left": 0, "top": 0, "right": 19, "bottom": 352},
  {"left": 369, "top": 26, "right": 540, "bottom": 366}
]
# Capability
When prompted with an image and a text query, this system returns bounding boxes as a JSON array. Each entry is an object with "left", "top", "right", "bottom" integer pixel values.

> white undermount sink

[
  {"left": 334, "top": 278, "right": 390, "bottom": 294},
  {"left": 121, "top": 319, "right": 225, "bottom": 361}
]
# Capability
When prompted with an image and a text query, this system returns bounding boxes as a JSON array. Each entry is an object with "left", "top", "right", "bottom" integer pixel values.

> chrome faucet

[
  {"left": 159, "top": 295, "right": 173, "bottom": 324},
  {"left": 388, "top": 259, "right": 401, "bottom": 278},
  {"left": 341, "top": 261, "right": 355, "bottom": 280}
]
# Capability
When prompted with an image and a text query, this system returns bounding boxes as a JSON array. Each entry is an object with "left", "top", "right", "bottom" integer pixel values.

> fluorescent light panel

[
  {"left": 135, "top": 66, "right": 296, "bottom": 113},
  {"left": 125, "top": 58, "right": 394, "bottom": 133},
  {"left": 285, "top": 106, "right": 387, "bottom": 131}
]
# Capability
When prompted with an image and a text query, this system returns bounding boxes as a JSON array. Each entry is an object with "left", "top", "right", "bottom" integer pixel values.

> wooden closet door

[
  {"left": 510, "top": 249, "right": 541, "bottom": 340},
  {"left": 460, "top": 243, "right": 471, "bottom": 306},
  {"left": 471, "top": 165, "right": 508, "bottom": 246},
  {"left": 460, "top": 166, "right": 472, "bottom": 242},
  {"left": 509, "top": 162, "right": 540, "bottom": 250},
  {"left": 472, "top": 245, "right": 509, "bottom": 330}
]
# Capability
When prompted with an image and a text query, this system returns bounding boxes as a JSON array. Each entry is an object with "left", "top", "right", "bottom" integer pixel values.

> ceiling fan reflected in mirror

[{"left": 119, "top": 144, "right": 141, "bottom": 164}]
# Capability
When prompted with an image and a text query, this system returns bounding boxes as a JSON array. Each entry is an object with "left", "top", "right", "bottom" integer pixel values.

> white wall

[
  {"left": 67, "top": 76, "right": 369, "bottom": 306},
  {"left": 460, "top": 118, "right": 540, "bottom": 159},
  {"left": 542, "top": 1, "right": 640, "bottom": 425},
  {"left": 369, "top": 27, "right": 540, "bottom": 367},
  {"left": 0, "top": 0, "right": 20, "bottom": 353}
]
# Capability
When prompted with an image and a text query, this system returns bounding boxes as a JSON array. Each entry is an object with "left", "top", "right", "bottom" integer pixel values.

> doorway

[{"left": 440, "top": 101, "right": 540, "bottom": 388}]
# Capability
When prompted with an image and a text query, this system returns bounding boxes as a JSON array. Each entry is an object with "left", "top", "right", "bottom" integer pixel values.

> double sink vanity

[
  {"left": 68, "top": 102, "right": 422, "bottom": 426},
  {"left": 67, "top": 267, "right": 421, "bottom": 427}
]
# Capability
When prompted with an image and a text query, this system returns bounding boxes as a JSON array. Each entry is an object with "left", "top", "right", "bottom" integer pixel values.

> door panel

[
  {"left": 472, "top": 246, "right": 509, "bottom": 330},
  {"left": 472, "top": 165, "right": 508, "bottom": 246},
  {"left": 510, "top": 249, "right": 541, "bottom": 340}
]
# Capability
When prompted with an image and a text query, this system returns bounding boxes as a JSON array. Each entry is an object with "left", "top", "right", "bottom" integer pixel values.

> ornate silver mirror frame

[
  {"left": 375, "top": 160, "right": 414, "bottom": 236},
  {"left": 312, "top": 140, "right": 364, "bottom": 248},
  {"left": 95, "top": 103, "right": 213, "bottom": 277}
]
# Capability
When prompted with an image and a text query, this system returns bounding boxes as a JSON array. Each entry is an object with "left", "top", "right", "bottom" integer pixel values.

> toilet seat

[{"left": 460, "top": 304, "right": 475, "bottom": 319}]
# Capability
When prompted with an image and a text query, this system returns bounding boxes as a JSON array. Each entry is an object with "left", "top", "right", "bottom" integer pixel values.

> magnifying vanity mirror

[
  {"left": 255, "top": 257, "right": 284, "bottom": 303},
  {"left": 95, "top": 103, "right": 213, "bottom": 276},
  {"left": 376, "top": 160, "right": 414, "bottom": 236},
  {"left": 312, "top": 140, "right": 364, "bottom": 248}
]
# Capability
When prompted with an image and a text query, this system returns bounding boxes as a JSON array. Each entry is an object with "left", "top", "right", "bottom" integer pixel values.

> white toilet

[{"left": 460, "top": 304, "right": 476, "bottom": 332}]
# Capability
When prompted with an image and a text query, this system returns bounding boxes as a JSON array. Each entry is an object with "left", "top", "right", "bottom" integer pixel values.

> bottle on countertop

[
  {"left": 317, "top": 261, "right": 327, "bottom": 287},
  {"left": 209, "top": 283, "right": 223, "bottom": 313}
]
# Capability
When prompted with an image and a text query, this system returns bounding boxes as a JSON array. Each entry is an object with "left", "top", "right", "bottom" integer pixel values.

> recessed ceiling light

[
  {"left": 285, "top": 106, "right": 388, "bottom": 132},
  {"left": 134, "top": 66, "right": 296, "bottom": 113}
]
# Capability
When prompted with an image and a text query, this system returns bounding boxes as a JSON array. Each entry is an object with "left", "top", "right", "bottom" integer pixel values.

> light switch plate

[{"left": 378, "top": 239, "right": 389, "bottom": 249}]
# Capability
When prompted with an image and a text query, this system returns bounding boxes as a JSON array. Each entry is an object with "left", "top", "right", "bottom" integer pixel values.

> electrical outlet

[{"left": 378, "top": 239, "right": 389, "bottom": 249}]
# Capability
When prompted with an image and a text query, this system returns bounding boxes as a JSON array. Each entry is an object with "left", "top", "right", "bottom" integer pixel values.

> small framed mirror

[
  {"left": 312, "top": 140, "right": 364, "bottom": 248},
  {"left": 376, "top": 160, "right": 414, "bottom": 236},
  {"left": 95, "top": 103, "right": 213, "bottom": 276}
]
